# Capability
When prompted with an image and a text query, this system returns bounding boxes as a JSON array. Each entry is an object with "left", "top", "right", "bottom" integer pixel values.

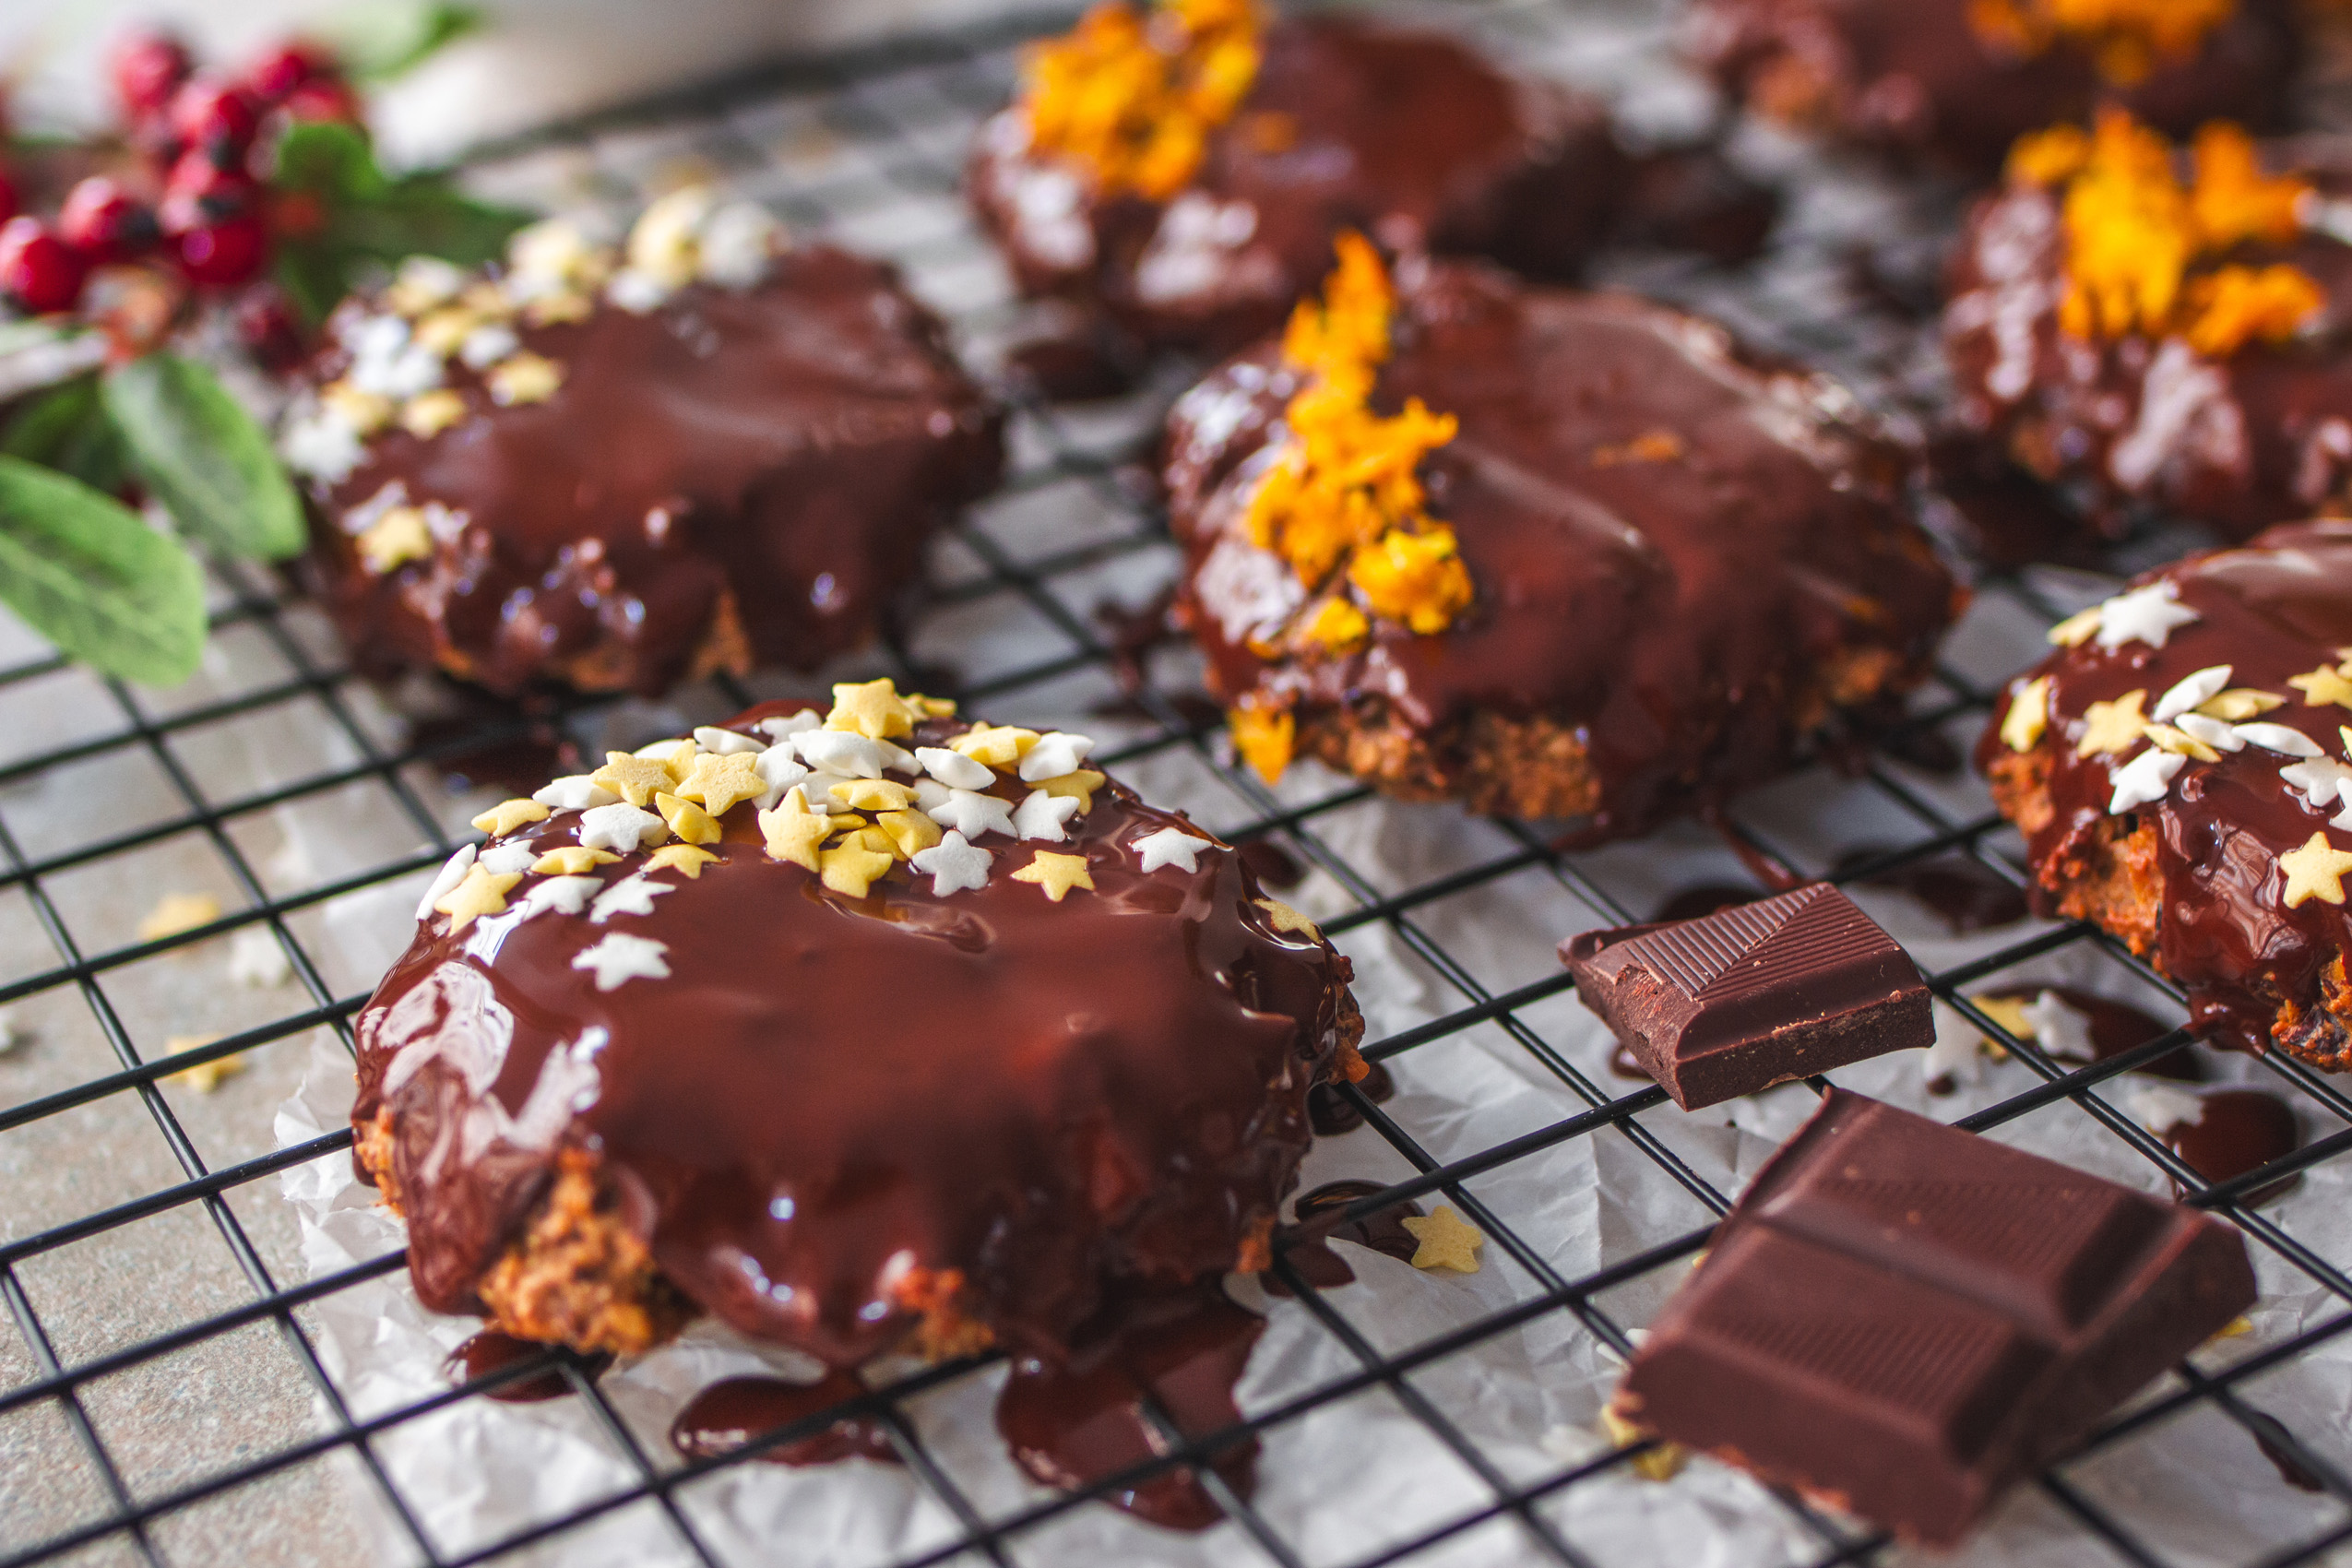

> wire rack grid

[{"left": 2, "top": 1, "right": 2350, "bottom": 1565}]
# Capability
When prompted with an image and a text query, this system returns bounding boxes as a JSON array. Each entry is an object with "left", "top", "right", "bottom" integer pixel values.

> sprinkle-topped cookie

[
  {"left": 354, "top": 679, "right": 1364, "bottom": 1424},
  {"left": 1981, "top": 520, "right": 2352, "bottom": 1063}
]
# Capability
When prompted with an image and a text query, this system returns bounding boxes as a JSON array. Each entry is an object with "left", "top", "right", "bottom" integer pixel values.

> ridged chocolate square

[
  {"left": 1617, "top": 1091, "right": 2257, "bottom": 1546},
  {"left": 1560, "top": 884, "right": 1932, "bottom": 1109}
]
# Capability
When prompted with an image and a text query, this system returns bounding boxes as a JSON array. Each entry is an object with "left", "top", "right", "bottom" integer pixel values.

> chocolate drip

[
  {"left": 1163, "top": 259, "right": 1959, "bottom": 839},
  {"left": 1834, "top": 847, "right": 2030, "bottom": 933},
  {"left": 1234, "top": 838, "right": 1304, "bottom": 892},
  {"left": 1976, "top": 521, "right": 2352, "bottom": 1058},
  {"left": 1305, "top": 1059, "right": 1394, "bottom": 1135},
  {"left": 671, "top": 1372, "right": 900, "bottom": 1467},
  {"left": 1652, "top": 885, "right": 1763, "bottom": 923},
  {"left": 2245, "top": 1408, "right": 2327, "bottom": 1491},
  {"left": 995, "top": 1283, "right": 1264, "bottom": 1531},
  {"left": 444, "top": 1330, "right": 608, "bottom": 1402},
  {"left": 1265, "top": 1179, "right": 1424, "bottom": 1296},
  {"left": 1977, "top": 985, "right": 2203, "bottom": 1081},
  {"left": 301, "top": 247, "right": 1003, "bottom": 695},
  {"left": 2162, "top": 1089, "right": 2301, "bottom": 1204}
]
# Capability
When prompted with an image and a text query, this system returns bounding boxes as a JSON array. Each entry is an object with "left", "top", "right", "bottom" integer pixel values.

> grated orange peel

[
  {"left": 1017, "top": 0, "right": 1262, "bottom": 200},
  {"left": 1967, "top": 0, "right": 2238, "bottom": 86}
]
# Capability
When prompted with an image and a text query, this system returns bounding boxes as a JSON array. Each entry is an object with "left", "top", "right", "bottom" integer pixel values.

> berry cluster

[{"left": 0, "top": 30, "right": 363, "bottom": 320}]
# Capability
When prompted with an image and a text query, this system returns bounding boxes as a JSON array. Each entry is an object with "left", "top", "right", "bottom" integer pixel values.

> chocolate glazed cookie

[
  {"left": 1163, "top": 245, "right": 1963, "bottom": 837},
  {"left": 1980, "top": 520, "right": 2352, "bottom": 1065},
  {"left": 351, "top": 682, "right": 1361, "bottom": 1518}
]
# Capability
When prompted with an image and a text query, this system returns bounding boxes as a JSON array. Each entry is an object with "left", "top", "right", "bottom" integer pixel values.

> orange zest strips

[{"left": 1017, "top": 0, "right": 1261, "bottom": 200}]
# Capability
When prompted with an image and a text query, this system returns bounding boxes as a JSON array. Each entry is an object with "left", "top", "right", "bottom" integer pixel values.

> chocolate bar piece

[
  {"left": 1617, "top": 1090, "right": 2257, "bottom": 1545},
  {"left": 1560, "top": 884, "right": 1933, "bottom": 1110}
]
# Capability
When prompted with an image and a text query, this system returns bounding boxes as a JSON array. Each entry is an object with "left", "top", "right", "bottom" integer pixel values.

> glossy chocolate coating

[
  {"left": 1562, "top": 884, "right": 1934, "bottom": 1110},
  {"left": 1688, "top": 0, "right": 2299, "bottom": 171},
  {"left": 1162, "top": 256, "right": 1961, "bottom": 837},
  {"left": 1621, "top": 1089, "right": 2256, "bottom": 1545},
  {"left": 1978, "top": 522, "right": 2352, "bottom": 1056},
  {"left": 353, "top": 703, "right": 1357, "bottom": 1371},
  {"left": 968, "top": 15, "right": 1630, "bottom": 355},
  {"left": 1945, "top": 143, "right": 2352, "bottom": 542},
  {"left": 300, "top": 248, "right": 1004, "bottom": 695}
]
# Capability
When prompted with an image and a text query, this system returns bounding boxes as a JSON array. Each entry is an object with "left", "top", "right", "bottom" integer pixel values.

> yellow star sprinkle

[
  {"left": 757, "top": 786, "right": 831, "bottom": 871},
  {"left": 838, "top": 826, "right": 897, "bottom": 857},
  {"left": 591, "top": 753, "right": 677, "bottom": 807},
  {"left": 471, "top": 798, "right": 551, "bottom": 837},
  {"left": 950, "top": 724, "right": 1042, "bottom": 767},
  {"left": 654, "top": 791, "right": 721, "bottom": 846},
  {"left": 674, "top": 752, "right": 766, "bottom": 817},
  {"left": 2144, "top": 722, "right": 2219, "bottom": 762},
  {"left": 2289, "top": 665, "right": 2352, "bottom": 710},
  {"left": 1600, "top": 1404, "right": 1686, "bottom": 1482},
  {"left": 2280, "top": 832, "right": 2352, "bottom": 909},
  {"left": 533, "top": 846, "right": 618, "bottom": 875},
  {"left": 2002, "top": 676, "right": 2052, "bottom": 752},
  {"left": 1033, "top": 769, "right": 1107, "bottom": 812},
  {"left": 2074, "top": 690, "right": 2148, "bottom": 756},
  {"left": 1013, "top": 850, "right": 1095, "bottom": 901},
  {"left": 163, "top": 1034, "right": 242, "bottom": 1095},
  {"left": 434, "top": 864, "right": 521, "bottom": 932},
  {"left": 486, "top": 351, "right": 564, "bottom": 406},
  {"left": 909, "top": 693, "right": 959, "bottom": 718},
  {"left": 399, "top": 388, "right": 469, "bottom": 438},
  {"left": 1256, "top": 897, "right": 1322, "bottom": 940},
  {"left": 2198, "top": 687, "right": 2287, "bottom": 721},
  {"left": 139, "top": 892, "right": 220, "bottom": 943},
  {"left": 1969, "top": 992, "right": 2034, "bottom": 1053},
  {"left": 411, "top": 306, "right": 478, "bottom": 354},
  {"left": 830, "top": 778, "right": 918, "bottom": 812},
  {"left": 357, "top": 505, "right": 434, "bottom": 575},
  {"left": 820, "top": 840, "right": 897, "bottom": 898},
  {"left": 646, "top": 844, "right": 719, "bottom": 878},
  {"left": 825, "top": 813, "right": 873, "bottom": 838},
  {"left": 826, "top": 678, "right": 920, "bottom": 739},
  {"left": 321, "top": 380, "right": 392, "bottom": 434},
  {"left": 2048, "top": 606, "right": 2104, "bottom": 647},
  {"left": 878, "top": 808, "right": 943, "bottom": 859},
  {"left": 1399, "top": 1206, "right": 1483, "bottom": 1272}
]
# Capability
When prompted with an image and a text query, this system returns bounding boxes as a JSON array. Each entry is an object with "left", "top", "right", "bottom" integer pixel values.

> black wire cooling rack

[{"left": 6, "top": 1, "right": 2352, "bottom": 1564}]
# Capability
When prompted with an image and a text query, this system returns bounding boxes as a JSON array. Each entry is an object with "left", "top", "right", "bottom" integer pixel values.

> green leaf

[
  {"left": 2, "top": 378, "right": 129, "bottom": 496},
  {"left": 314, "top": 1, "right": 481, "bottom": 82},
  {"left": 103, "top": 354, "right": 307, "bottom": 562},
  {"left": 0, "top": 457, "right": 206, "bottom": 685},
  {"left": 272, "top": 120, "right": 386, "bottom": 203}
]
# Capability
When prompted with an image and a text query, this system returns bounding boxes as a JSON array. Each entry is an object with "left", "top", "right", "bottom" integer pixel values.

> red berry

[
  {"left": 245, "top": 42, "right": 329, "bottom": 103},
  {"left": 58, "top": 177, "right": 158, "bottom": 264},
  {"left": 168, "top": 78, "right": 260, "bottom": 155},
  {"left": 162, "top": 148, "right": 255, "bottom": 212},
  {"left": 281, "top": 77, "right": 362, "bottom": 125},
  {"left": 170, "top": 212, "right": 268, "bottom": 288},
  {"left": 234, "top": 284, "right": 309, "bottom": 372},
  {"left": 110, "top": 30, "right": 192, "bottom": 120},
  {"left": 0, "top": 219, "right": 89, "bottom": 315}
]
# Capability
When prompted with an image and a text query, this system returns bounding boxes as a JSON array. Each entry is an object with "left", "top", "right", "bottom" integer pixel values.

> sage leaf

[
  {"left": 315, "top": 1, "right": 481, "bottom": 82},
  {"left": 2, "top": 377, "right": 129, "bottom": 496},
  {"left": 0, "top": 457, "right": 206, "bottom": 685},
  {"left": 103, "top": 352, "right": 306, "bottom": 562}
]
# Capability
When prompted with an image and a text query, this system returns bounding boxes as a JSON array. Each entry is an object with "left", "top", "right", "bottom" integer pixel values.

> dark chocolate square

[
  {"left": 1617, "top": 1090, "right": 2258, "bottom": 1545},
  {"left": 1560, "top": 884, "right": 1933, "bottom": 1109}
]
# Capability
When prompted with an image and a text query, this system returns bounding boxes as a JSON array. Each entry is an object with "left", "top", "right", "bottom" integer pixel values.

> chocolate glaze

[
  {"left": 1977, "top": 521, "right": 2352, "bottom": 1060},
  {"left": 1978, "top": 984, "right": 2203, "bottom": 1080},
  {"left": 1946, "top": 141, "right": 2352, "bottom": 543},
  {"left": 354, "top": 701, "right": 1358, "bottom": 1376},
  {"left": 1689, "top": 0, "right": 2299, "bottom": 171},
  {"left": 300, "top": 248, "right": 1004, "bottom": 696},
  {"left": 995, "top": 1282, "right": 1263, "bottom": 1531},
  {"left": 969, "top": 16, "right": 1635, "bottom": 356},
  {"left": 444, "top": 1329, "right": 609, "bottom": 1402},
  {"left": 2162, "top": 1088, "right": 2301, "bottom": 1203},
  {"left": 671, "top": 1372, "right": 900, "bottom": 1467},
  {"left": 1834, "top": 846, "right": 2032, "bottom": 932},
  {"left": 1304, "top": 1058, "right": 1394, "bottom": 1135},
  {"left": 1163, "top": 256, "right": 1961, "bottom": 838},
  {"left": 1265, "top": 1177, "right": 1424, "bottom": 1295}
]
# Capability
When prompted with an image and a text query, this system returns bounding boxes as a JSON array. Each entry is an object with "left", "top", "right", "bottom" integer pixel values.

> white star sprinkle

[
  {"left": 577, "top": 802, "right": 669, "bottom": 853},
  {"left": 1019, "top": 731, "right": 1098, "bottom": 783},
  {"left": 913, "top": 778, "right": 953, "bottom": 813},
  {"left": 2020, "top": 991, "right": 2094, "bottom": 1059},
  {"left": 416, "top": 845, "right": 476, "bottom": 921},
  {"left": 752, "top": 743, "right": 810, "bottom": 809},
  {"left": 917, "top": 745, "right": 994, "bottom": 790},
  {"left": 876, "top": 738, "right": 919, "bottom": 776},
  {"left": 227, "top": 928, "right": 291, "bottom": 989},
  {"left": 589, "top": 873, "right": 672, "bottom": 923},
  {"left": 1014, "top": 790, "right": 1083, "bottom": 842},
  {"left": 478, "top": 842, "right": 540, "bottom": 875},
  {"left": 2127, "top": 1082, "right": 2207, "bottom": 1136},
  {"left": 517, "top": 875, "right": 600, "bottom": 921},
  {"left": 1133, "top": 826, "right": 1217, "bottom": 873},
  {"left": 2174, "top": 713, "right": 2244, "bottom": 753},
  {"left": 911, "top": 830, "right": 993, "bottom": 896},
  {"left": 756, "top": 710, "right": 821, "bottom": 741},
  {"left": 2108, "top": 747, "right": 2185, "bottom": 813},
  {"left": 692, "top": 725, "right": 762, "bottom": 755},
  {"left": 571, "top": 932, "right": 670, "bottom": 991},
  {"left": 2237, "top": 723, "right": 2322, "bottom": 758},
  {"left": 534, "top": 775, "right": 619, "bottom": 812},
  {"left": 2094, "top": 582, "right": 2202, "bottom": 651},
  {"left": 2283, "top": 757, "right": 2352, "bottom": 813},
  {"left": 796, "top": 731, "right": 889, "bottom": 778},
  {"left": 929, "top": 788, "right": 1016, "bottom": 839},
  {"left": 2151, "top": 664, "right": 2232, "bottom": 722}
]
